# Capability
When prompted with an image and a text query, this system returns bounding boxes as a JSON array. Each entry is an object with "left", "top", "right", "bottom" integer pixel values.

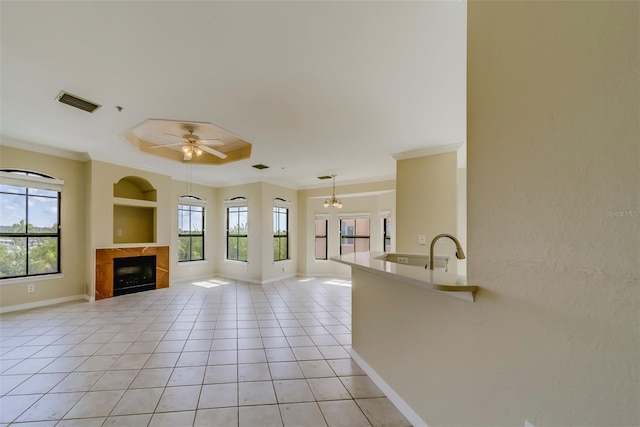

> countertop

[{"left": 331, "top": 252, "right": 478, "bottom": 302}]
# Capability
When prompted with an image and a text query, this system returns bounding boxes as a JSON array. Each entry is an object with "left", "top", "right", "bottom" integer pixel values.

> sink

[{"left": 375, "top": 253, "right": 450, "bottom": 271}]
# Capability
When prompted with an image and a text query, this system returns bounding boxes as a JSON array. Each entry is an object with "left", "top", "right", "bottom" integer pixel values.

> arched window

[
  {"left": 178, "top": 195, "right": 206, "bottom": 262},
  {"left": 0, "top": 169, "right": 63, "bottom": 279},
  {"left": 225, "top": 197, "right": 247, "bottom": 262},
  {"left": 273, "top": 198, "right": 290, "bottom": 261}
]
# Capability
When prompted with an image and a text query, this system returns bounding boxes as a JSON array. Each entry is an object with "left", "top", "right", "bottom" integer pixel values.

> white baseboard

[
  {"left": 261, "top": 273, "right": 296, "bottom": 285},
  {"left": 296, "top": 272, "right": 352, "bottom": 280},
  {"left": 0, "top": 294, "right": 90, "bottom": 314},
  {"left": 350, "top": 349, "right": 428, "bottom": 427}
]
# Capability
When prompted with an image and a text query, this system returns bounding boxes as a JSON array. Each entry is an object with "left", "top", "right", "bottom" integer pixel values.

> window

[
  {"left": 0, "top": 170, "right": 62, "bottom": 279},
  {"left": 383, "top": 216, "right": 392, "bottom": 252},
  {"left": 315, "top": 216, "right": 328, "bottom": 260},
  {"left": 273, "top": 199, "right": 289, "bottom": 261},
  {"left": 339, "top": 217, "right": 370, "bottom": 255},
  {"left": 226, "top": 198, "right": 248, "bottom": 261},
  {"left": 178, "top": 196, "right": 204, "bottom": 262}
]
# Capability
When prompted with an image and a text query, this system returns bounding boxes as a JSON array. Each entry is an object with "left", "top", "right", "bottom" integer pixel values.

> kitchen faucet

[{"left": 427, "top": 233, "right": 465, "bottom": 270}]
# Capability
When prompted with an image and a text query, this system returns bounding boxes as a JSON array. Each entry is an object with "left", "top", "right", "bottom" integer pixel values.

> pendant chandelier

[{"left": 323, "top": 174, "right": 343, "bottom": 208}]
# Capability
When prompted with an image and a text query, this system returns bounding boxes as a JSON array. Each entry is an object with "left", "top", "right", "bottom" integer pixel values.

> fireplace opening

[{"left": 113, "top": 255, "right": 156, "bottom": 296}]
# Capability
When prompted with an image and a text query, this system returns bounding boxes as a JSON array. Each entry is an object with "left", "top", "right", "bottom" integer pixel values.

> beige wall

[
  {"left": 170, "top": 179, "right": 217, "bottom": 282},
  {"left": 351, "top": 267, "right": 472, "bottom": 425},
  {"left": 352, "top": 3, "right": 638, "bottom": 426},
  {"left": 297, "top": 180, "right": 396, "bottom": 278},
  {"left": 86, "top": 160, "right": 173, "bottom": 299},
  {"left": 260, "top": 182, "right": 298, "bottom": 283},
  {"left": 215, "top": 182, "right": 262, "bottom": 283},
  {"left": 0, "top": 148, "right": 305, "bottom": 304},
  {"left": 465, "top": 2, "right": 637, "bottom": 425},
  {"left": 396, "top": 152, "right": 460, "bottom": 273},
  {"left": 88, "top": 160, "right": 173, "bottom": 249},
  {"left": 113, "top": 205, "right": 155, "bottom": 244},
  {"left": 0, "top": 144, "right": 88, "bottom": 308},
  {"left": 0, "top": 145, "right": 394, "bottom": 305},
  {"left": 215, "top": 182, "right": 298, "bottom": 284},
  {"left": 456, "top": 168, "right": 467, "bottom": 275}
]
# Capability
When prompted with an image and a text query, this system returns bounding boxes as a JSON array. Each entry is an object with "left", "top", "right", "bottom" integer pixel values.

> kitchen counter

[{"left": 331, "top": 252, "right": 478, "bottom": 302}]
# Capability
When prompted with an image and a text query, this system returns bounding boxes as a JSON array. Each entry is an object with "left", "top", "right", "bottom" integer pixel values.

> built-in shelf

[
  {"left": 113, "top": 176, "right": 157, "bottom": 245},
  {"left": 113, "top": 197, "right": 157, "bottom": 208},
  {"left": 114, "top": 176, "right": 157, "bottom": 201}
]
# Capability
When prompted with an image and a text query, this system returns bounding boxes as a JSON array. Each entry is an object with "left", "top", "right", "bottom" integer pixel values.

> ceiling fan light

[
  {"left": 194, "top": 147, "right": 203, "bottom": 156},
  {"left": 182, "top": 145, "right": 190, "bottom": 154}
]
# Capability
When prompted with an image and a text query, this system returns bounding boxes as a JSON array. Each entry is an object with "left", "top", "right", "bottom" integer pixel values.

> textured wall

[
  {"left": 353, "top": 4, "right": 639, "bottom": 424},
  {"left": 466, "top": 1, "right": 639, "bottom": 425},
  {"left": 396, "top": 152, "right": 459, "bottom": 273}
]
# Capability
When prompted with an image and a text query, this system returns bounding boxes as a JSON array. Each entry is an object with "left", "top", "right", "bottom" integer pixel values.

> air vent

[
  {"left": 56, "top": 91, "right": 101, "bottom": 113},
  {"left": 317, "top": 175, "right": 332, "bottom": 180},
  {"left": 252, "top": 164, "right": 269, "bottom": 170}
]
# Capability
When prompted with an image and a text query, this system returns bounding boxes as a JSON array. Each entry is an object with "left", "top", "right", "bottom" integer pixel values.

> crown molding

[
  {"left": 299, "top": 174, "right": 396, "bottom": 191},
  {"left": 0, "top": 136, "right": 91, "bottom": 162},
  {"left": 391, "top": 142, "right": 464, "bottom": 161}
]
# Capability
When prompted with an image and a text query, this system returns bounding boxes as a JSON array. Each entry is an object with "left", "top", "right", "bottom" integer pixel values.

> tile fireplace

[{"left": 95, "top": 246, "right": 169, "bottom": 300}]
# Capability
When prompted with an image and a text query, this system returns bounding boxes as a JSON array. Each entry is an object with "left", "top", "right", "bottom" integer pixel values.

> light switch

[{"left": 418, "top": 234, "right": 427, "bottom": 245}]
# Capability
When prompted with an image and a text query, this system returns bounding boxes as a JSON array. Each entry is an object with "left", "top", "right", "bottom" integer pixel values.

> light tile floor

[{"left": 0, "top": 277, "right": 411, "bottom": 427}]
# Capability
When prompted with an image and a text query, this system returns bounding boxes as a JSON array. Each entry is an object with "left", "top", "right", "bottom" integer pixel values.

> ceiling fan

[{"left": 149, "top": 129, "right": 228, "bottom": 160}]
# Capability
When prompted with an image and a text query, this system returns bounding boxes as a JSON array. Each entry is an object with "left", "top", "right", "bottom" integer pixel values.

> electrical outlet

[
  {"left": 27, "top": 284, "right": 35, "bottom": 293},
  {"left": 117, "top": 229, "right": 123, "bottom": 236},
  {"left": 418, "top": 234, "right": 427, "bottom": 245},
  {"left": 396, "top": 257, "right": 409, "bottom": 264}
]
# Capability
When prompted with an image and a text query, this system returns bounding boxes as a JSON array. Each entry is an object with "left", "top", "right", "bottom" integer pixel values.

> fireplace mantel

[{"left": 95, "top": 246, "right": 169, "bottom": 300}]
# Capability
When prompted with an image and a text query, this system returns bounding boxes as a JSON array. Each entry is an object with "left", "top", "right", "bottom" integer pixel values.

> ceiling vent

[
  {"left": 252, "top": 164, "right": 269, "bottom": 170},
  {"left": 56, "top": 91, "right": 101, "bottom": 113},
  {"left": 317, "top": 175, "right": 332, "bottom": 180}
]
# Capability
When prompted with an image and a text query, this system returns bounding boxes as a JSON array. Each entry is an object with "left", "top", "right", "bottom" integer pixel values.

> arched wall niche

[
  {"left": 113, "top": 176, "right": 157, "bottom": 244},
  {"left": 113, "top": 176, "right": 157, "bottom": 202}
]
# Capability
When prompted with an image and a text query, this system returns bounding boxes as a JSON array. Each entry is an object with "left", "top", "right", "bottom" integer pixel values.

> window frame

[
  {"left": 314, "top": 215, "right": 329, "bottom": 261},
  {"left": 178, "top": 196, "right": 205, "bottom": 262},
  {"left": 0, "top": 169, "right": 62, "bottom": 280},
  {"left": 273, "top": 200, "right": 289, "bottom": 262},
  {"left": 226, "top": 198, "right": 248, "bottom": 262},
  {"left": 383, "top": 215, "right": 392, "bottom": 253},
  {"left": 339, "top": 216, "right": 370, "bottom": 255}
]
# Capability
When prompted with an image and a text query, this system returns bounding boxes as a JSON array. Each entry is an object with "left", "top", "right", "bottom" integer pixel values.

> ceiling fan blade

[
  {"left": 162, "top": 133, "right": 185, "bottom": 140},
  {"left": 149, "top": 142, "right": 183, "bottom": 148},
  {"left": 199, "top": 140, "right": 224, "bottom": 146},
  {"left": 200, "top": 145, "right": 228, "bottom": 159}
]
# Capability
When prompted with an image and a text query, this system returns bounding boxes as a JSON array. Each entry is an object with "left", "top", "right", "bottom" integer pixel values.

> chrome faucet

[{"left": 427, "top": 233, "right": 466, "bottom": 270}]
